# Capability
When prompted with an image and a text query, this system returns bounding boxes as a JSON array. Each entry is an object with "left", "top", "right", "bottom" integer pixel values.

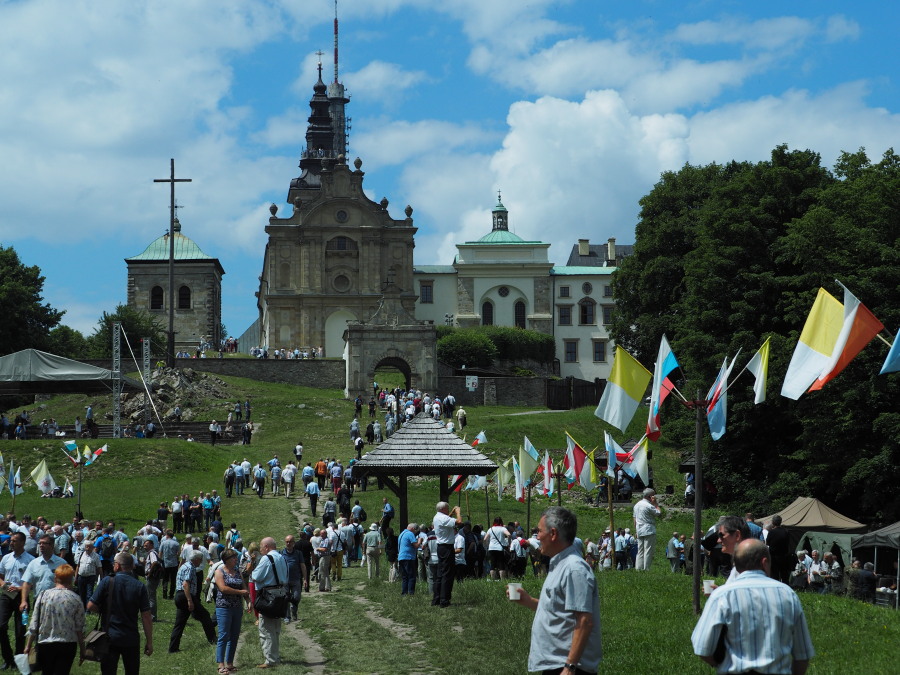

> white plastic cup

[
  {"left": 507, "top": 582, "right": 523, "bottom": 600},
  {"left": 702, "top": 580, "right": 715, "bottom": 595}
]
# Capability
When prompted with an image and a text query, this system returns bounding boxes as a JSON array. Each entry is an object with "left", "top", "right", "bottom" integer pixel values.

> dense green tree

[
  {"left": 0, "top": 246, "right": 64, "bottom": 355},
  {"left": 436, "top": 330, "right": 498, "bottom": 368},
  {"left": 46, "top": 325, "right": 89, "bottom": 359},
  {"left": 87, "top": 304, "right": 165, "bottom": 359},
  {"left": 612, "top": 146, "right": 900, "bottom": 522}
]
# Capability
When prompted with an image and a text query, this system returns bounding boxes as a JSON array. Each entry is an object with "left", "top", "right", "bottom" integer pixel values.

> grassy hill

[{"left": 0, "top": 376, "right": 894, "bottom": 674}]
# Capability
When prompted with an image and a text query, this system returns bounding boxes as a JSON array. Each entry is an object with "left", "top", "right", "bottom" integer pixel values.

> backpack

[
  {"left": 225, "top": 466, "right": 236, "bottom": 479},
  {"left": 358, "top": 507, "right": 367, "bottom": 522},
  {"left": 100, "top": 536, "right": 116, "bottom": 560}
]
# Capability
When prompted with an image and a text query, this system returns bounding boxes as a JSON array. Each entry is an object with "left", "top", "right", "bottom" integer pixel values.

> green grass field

[{"left": 0, "top": 376, "right": 895, "bottom": 674}]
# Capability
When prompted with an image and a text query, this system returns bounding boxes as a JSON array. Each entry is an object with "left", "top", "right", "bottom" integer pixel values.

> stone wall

[
  {"left": 436, "top": 375, "right": 546, "bottom": 407},
  {"left": 84, "top": 358, "right": 346, "bottom": 390}
]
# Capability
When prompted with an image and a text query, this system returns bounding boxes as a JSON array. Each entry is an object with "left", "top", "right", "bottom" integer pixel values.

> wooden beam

[
  {"left": 398, "top": 473, "right": 409, "bottom": 528},
  {"left": 379, "top": 475, "right": 401, "bottom": 498}
]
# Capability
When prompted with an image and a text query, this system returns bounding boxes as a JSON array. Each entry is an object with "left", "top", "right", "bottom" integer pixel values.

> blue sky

[{"left": 2, "top": 0, "right": 899, "bottom": 342}]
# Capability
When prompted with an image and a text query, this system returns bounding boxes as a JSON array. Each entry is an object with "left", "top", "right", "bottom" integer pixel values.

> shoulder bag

[
  {"left": 253, "top": 555, "right": 289, "bottom": 619},
  {"left": 83, "top": 576, "right": 115, "bottom": 662}
]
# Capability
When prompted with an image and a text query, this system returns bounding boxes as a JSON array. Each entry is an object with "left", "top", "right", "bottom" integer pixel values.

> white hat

[{"left": 370, "top": 523, "right": 379, "bottom": 531}]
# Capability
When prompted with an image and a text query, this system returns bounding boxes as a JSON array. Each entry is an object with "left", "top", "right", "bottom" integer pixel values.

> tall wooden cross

[{"left": 154, "top": 159, "right": 192, "bottom": 367}]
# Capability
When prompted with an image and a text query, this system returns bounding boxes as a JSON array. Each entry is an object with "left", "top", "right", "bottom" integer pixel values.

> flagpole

[
  {"left": 607, "top": 474, "right": 615, "bottom": 572},
  {"left": 485, "top": 483, "right": 490, "bottom": 525},
  {"left": 77, "top": 457, "right": 84, "bottom": 519},
  {"left": 556, "top": 461, "right": 562, "bottom": 507},
  {"left": 691, "top": 388, "right": 704, "bottom": 615},
  {"left": 464, "top": 490, "right": 471, "bottom": 521},
  {"left": 526, "top": 484, "right": 532, "bottom": 533}
]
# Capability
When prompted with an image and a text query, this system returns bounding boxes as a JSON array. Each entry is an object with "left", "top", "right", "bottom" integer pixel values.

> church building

[{"left": 125, "top": 217, "right": 224, "bottom": 351}]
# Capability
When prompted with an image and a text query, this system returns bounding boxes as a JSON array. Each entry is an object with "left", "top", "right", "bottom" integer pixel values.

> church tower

[
  {"left": 256, "top": 29, "right": 417, "bottom": 357},
  {"left": 125, "top": 218, "right": 224, "bottom": 351}
]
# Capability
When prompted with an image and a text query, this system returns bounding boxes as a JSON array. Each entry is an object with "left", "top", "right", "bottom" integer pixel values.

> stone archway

[
  {"left": 343, "top": 280, "right": 436, "bottom": 397},
  {"left": 372, "top": 356, "right": 412, "bottom": 393}
]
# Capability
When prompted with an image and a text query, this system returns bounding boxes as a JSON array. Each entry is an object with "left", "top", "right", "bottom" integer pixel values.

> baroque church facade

[{"left": 255, "top": 49, "right": 630, "bottom": 384}]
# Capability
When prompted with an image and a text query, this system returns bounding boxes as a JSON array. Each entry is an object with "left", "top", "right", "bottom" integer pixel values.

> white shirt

[
  {"left": 432, "top": 512, "right": 457, "bottom": 545},
  {"left": 632, "top": 498, "right": 660, "bottom": 536}
]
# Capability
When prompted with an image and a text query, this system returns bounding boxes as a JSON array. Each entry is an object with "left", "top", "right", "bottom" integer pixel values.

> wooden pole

[
  {"left": 692, "top": 389, "right": 704, "bottom": 615},
  {"left": 526, "top": 484, "right": 532, "bottom": 532},
  {"left": 485, "top": 483, "right": 490, "bottom": 525},
  {"left": 608, "top": 473, "right": 615, "bottom": 572}
]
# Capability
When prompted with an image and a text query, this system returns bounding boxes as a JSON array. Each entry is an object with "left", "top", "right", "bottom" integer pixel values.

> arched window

[
  {"left": 178, "top": 285, "right": 191, "bottom": 309},
  {"left": 482, "top": 301, "right": 494, "bottom": 326},
  {"left": 150, "top": 286, "right": 163, "bottom": 310},
  {"left": 579, "top": 298, "right": 596, "bottom": 325},
  {"left": 514, "top": 301, "right": 526, "bottom": 328}
]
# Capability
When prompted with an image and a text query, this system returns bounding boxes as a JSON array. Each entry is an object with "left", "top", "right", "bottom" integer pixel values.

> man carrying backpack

[
  {"left": 96, "top": 527, "right": 119, "bottom": 577},
  {"left": 223, "top": 464, "right": 236, "bottom": 498}
]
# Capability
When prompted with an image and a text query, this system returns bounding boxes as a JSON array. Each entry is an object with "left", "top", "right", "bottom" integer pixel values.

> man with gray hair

[
  {"left": 88, "top": 552, "right": 153, "bottom": 674},
  {"left": 431, "top": 502, "right": 462, "bottom": 608},
  {"left": 509, "top": 506, "right": 603, "bottom": 674},
  {"left": 692, "top": 539, "right": 815, "bottom": 674},
  {"left": 252, "top": 537, "right": 288, "bottom": 668},
  {"left": 633, "top": 488, "right": 661, "bottom": 571},
  {"left": 168, "top": 549, "right": 217, "bottom": 653}
]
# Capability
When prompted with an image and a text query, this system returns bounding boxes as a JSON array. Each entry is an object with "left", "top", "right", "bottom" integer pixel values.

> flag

[
  {"left": 541, "top": 451, "right": 555, "bottom": 496},
  {"left": 520, "top": 436, "right": 540, "bottom": 486},
  {"left": 595, "top": 347, "right": 652, "bottom": 432},
  {"left": 63, "top": 440, "right": 78, "bottom": 453},
  {"left": 0, "top": 452, "right": 4, "bottom": 475},
  {"left": 449, "top": 475, "right": 465, "bottom": 493},
  {"left": 85, "top": 444, "right": 107, "bottom": 467},
  {"left": 706, "top": 350, "right": 740, "bottom": 441},
  {"left": 780, "top": 288, "right": 846, "bottom": 399},
  {"left": 881, "top": 333, "right": 900, "bottom": 375},
  {"left": 64, "top": 478, "right": 74, "bottom": 497},
  {"left": 30, "top": 460, "right": 56, "bottom": 495},
  {"left": 647, "top": 335, "right": 681, "bottom": 441},
  {"left": 11, "top": 467, "right": 23, "bottom": 496},
  {"left": 807, "top": 281, "right": 884, "bottom": 392},
  {"left": 62, "top": 447, "right": 79, "bottom": 467},
  {"left": 472, "top": 431, "right": 488, "bottom": 446},
  {"left": 623, "top": 436, "right": 650, "bottom": 486},
  {"left": 563, "top": 433, "right": 596, "bottom": 490},
  {"left": 512, "top": 456, "right": 525, "bottom": 502},
  {"left": 497, "top": 458, "right": 512, "bottom": 501},
  {"left": 466, "top": 475, "right": 486, "bottom": 490},
  {"left": 745, "top": 337, "right": 771, "bottom": 403},
  {"left": 7, "top": 461, "right": 15, "bottom": 496},
  {"left": 83, "top": 444, "right": 94, "bottom": 466},
  {"left": 604, "top": 432, "right": 621, "bottom": 478},
  {"left": 588, "top": 449, "right": 599, "bottom": 486}
]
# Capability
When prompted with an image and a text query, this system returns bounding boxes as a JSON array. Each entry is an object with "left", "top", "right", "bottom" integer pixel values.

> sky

[{"left": 2, "top": 0, "right": 900, "bottom": 341}]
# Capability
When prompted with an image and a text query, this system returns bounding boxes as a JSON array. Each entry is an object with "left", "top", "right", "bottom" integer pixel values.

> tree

[
  {"left": 87, "top": 305, "right": 166, "bottom": 359},
  {"left": 46, "top": 325, "right": 89, "bottom": 359},
  {"left": 611, "top": 145, "right": 900, "bottom": 521},
  {"left": 0, "top": 246, "right": 64, "bottom": 355},
  {"left": 436, "top": 330, "right": 498, "bottom": 368}
]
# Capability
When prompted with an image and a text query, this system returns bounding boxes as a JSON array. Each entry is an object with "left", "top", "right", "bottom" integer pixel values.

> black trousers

[
  {"left": 169, "top": 590, "right": 216, "bottom": 651},
  {"left": 101, "top": 643, "right": 140, "bottom": 675},
  {"left": 0, "top": 593, "right": 24, "bottom": 666},
  {"left": 37, "top": 641, "right": 77, "bottom": 675},
  {"left": 162, "top": 566, "right": 178, "bottom": 598},
  {"left": 433, "top": 543, "right": 455, "bottom": 607},
  {"left": 173, "top": 512, "right": 183, "bottom": 533}
]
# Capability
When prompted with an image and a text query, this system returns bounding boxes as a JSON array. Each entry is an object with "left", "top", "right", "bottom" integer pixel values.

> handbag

[
  {"left": 27, "top": 596, "right": 42, "bottom": 672},
  {"left": 253, "top": 555, "right": 289, "bottom": 619},
  {"left": 83, "top": 576, "right": 115, "bottom": 662}
]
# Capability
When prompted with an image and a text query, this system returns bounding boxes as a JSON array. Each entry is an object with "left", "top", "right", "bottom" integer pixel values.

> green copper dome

[
  {"left": 476, "top": 229, "right": 525, "bottom": 244},
  {"left": 127, "top": 220, "right": 216, "bottom": 262}
]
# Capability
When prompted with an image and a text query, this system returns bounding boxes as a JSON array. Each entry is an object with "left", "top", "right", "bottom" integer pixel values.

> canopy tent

[
  {"left": 0, "top": 349, "right": 143, "bottom": 395},
  {"left": 762, "top": 496, "right": 867, "bottom": 554},
  {"left": 797, "top": 531, "right": 854, "bottom": 566},
  {"left": 852, "top": 521, "right": 900, "bottom": 610},
  {"left": 355, "top": 413, "right": 498, "bottom": 527}
]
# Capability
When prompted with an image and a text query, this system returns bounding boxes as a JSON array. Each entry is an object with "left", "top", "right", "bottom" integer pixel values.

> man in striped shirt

[{"left": 692, "top": 539, "right": 815, "bottom": 674}]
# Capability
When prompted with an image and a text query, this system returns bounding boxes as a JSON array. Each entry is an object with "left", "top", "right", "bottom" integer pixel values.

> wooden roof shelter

[{"left": 355, "top": 413, "right": 498, "bottom": 527}]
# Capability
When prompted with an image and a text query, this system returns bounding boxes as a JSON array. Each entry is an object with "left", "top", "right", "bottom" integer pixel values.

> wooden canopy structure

[{"left": 355, "top": 413, "right": 498, "bottom": 527}]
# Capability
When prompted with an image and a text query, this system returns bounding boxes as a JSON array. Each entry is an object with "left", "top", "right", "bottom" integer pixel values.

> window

[
  {"left": 419, "top": 281, "right": 434, "bottom": 304},
  {"left": 326, "top": 236, "right": 358, "bottom": 251},
  {"left": 150, "top": 286, "right": 163, "bottom": 310},
  {"left": 482, "top": 301, "right": 494, "bottom": 326},
  {"left": 564, "top": 340, "right": 578, "bottom": 362},
  {"left": 579, "top": 299, "right": 595, "bottom": 325},
  {"left": 498, "top": 286, "right": 510, "bottom": 297},
  {"left": 582, "top": 282, "right": 593, "bottom": 295},
  {"left": 560, "top": 286, "right": 570, "bottom": 298},
  {"left": 602, "top": 305, "right": 614, "bottom": 325},
  {"left": 603, "top": 285, "right": 613, "bottom": 297},
  {"left": 178, "top": 285, "right": 191, "bottom": 309},
  {"left": 593, "top": 340, "right": 607, "bottom": 362},
  {"left": 514, "top": 301, "right": 526, "bottom": 329},
  {"left": 558, "top": 306, "right": 572, "bottom": 325}
]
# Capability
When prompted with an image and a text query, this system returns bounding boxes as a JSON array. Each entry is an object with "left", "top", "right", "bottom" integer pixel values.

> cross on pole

[{"left": 154, "top": 159, "right": 192, "bottom": 367}]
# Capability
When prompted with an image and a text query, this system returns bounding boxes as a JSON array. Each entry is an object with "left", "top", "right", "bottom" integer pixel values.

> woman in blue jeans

[{"left": 214, "top": 549, "right": 249, "bottom": 674}]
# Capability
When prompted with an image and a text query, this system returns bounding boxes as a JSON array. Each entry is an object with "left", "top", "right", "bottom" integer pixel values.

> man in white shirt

[
  {"left": 431, "top": 502, "right": 462, "bottom": 608},
  {"left": 632, "top": 488, "right": 661, "bottom": 571}
]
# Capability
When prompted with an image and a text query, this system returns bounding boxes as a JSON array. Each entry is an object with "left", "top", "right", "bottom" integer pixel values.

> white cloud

[
  {"left": 824, "top": 15, "right": 861, "bottom": 43},
  {"left": 671, "top": 16, "right": 816, "bottom": 50},
  {"left": 343, "top": 61, "right": 429, "bottom": 103},
  {"left": 352, "top": 119, "right": 497, "bottom": 170}
]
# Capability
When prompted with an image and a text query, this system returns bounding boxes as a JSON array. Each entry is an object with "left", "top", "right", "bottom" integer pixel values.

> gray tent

[
  {"left": 0, "top": 349, "right": 142, "bottom": 394},
  {"left": 852, "top": 521, "right": 900, "bottom": 608},
  {"left": 798, "top": 531, "right": 854, "bottom": 566}
]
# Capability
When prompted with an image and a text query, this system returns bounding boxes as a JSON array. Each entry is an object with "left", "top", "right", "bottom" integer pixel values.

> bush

[
  {"left": 436, "top": 331, "right": 497, "bottom": 368},
  {"left": 480, "top": 326, "right": 555, "bottom": 363}
]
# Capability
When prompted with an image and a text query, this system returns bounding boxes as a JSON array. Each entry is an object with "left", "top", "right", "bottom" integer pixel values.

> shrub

[{"left": 436, "top": 330, "right": 497, "bottom": 368}]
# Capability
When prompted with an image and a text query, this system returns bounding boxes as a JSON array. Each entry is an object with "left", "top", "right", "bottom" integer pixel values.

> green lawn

[{"left": 0, "top": 379, "right": 895, "bottom": 674}]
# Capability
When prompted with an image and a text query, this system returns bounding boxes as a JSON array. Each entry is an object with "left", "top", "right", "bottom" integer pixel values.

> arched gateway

[{"left": 344, "top": 280, "right": 437, "bottom": 398}]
